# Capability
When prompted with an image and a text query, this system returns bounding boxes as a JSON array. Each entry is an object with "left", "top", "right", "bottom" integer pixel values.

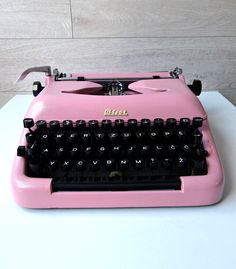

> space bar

[{"left": 51, "top": 177, "right": 181, "bottom": 192}]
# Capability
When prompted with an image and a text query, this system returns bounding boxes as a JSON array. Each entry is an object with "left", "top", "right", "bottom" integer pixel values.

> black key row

[
  {"left": 28, "top": 157, "right": 207, "bottom": 176},
  {"left": 30, "top": 144, "right": 206, "bottom": 159},
  {"left": 25, "top": 129, "right": 203, "bottom": 147},
  {"left": 23, "top": 117, "right": 203, "bottom": 130}
]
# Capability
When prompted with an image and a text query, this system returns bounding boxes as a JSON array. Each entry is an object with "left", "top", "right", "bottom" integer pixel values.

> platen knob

[
  {"left": 188, "top": 80, "right": 202, "bottom": 96},
  {"left": 32, "top": 81, "right": 44, "bottom": 97}
]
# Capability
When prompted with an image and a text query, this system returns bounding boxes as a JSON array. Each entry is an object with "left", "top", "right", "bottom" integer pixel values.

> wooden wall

[{"left": 0, "top": 0, "right": 235, "bottom": 107}]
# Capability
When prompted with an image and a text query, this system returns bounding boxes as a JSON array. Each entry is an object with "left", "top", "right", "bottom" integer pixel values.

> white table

[{"left": 0, "top": 92, "right": 236, "bottom": 269}]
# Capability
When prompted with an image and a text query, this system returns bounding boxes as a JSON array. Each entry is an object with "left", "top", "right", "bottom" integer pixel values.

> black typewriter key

[
  {"left": 62, "top": 160, "right": 72, "bottom": 172},
  {"left": 149, "top": 157, "right": 158, "bottom": 169},
  {"left": 76, "top": 120, "right": 86, "bottom": 129},
  {"left": 17, "top": 146, "right": 25, "bottom": 157},
  {"left": 192, "top": 117, "right": 203, "bottom": 128},
  {"left": 98, "top": 146, "right": 107, "bottom": 157},
  {"left": 148, "top": 131, "right": 159, "bottom": 141},
  {"left": 27, "top": 143, "right": 39, "bottom": 157},
  {"left": 42, "top": 148, "right": 50, "bottom": 158},
  {"left": 119, "top": 159, "right": 129, "bottom": 170},
  {"left": 89, "top": 120, "right": 99, "bottom": 129},
  {"left": 135, "top": 131, "right": 145, "bottom": 141},
  {"left": 193, "top": 131, "right": 203, "bottom": 145},
  {"left": 182, "top": 144, "right": 191, "bottom": 156},
  {"left": 84, "top": 146, "right": 92, "bottom": 157},
  {"left": 154, "top": 144, "right": 164, "bottom": 156},
  {"left": 166, "top": 118, "right": 176, "bottom": 128},
  {"left": 36, "top": 120, "right": 47, "bottom": 131},
  {"left": 48, "top": 160, "right": 57, "bottom": 172},
  {"left": 94, "top": 132, "right": 105, "bottom": 142},
  {"left": 140, "top": 145, "right": 150, "bottom": 156},
  {"left": 76, "top": 160, "right": 86, "bottom": 171},
  {"left": 23, "top": 118, "right": 34, "bottom": 129},
  {"left": 162, "top": 158, "right": 172, "bottom": 169},
  {"left": 63, "top": 120, "right": 73, "bottom": 129},
  {"left": 81, "top": 132, "right": 91, "bottom": 143},
  {"left": 56, "top": 147, "right": 64, "bottom": 158},
  {"left": 141, "top": 119, "right": 151, "bottom": 128},
  {"left": 70, "top": 147, "right": 79, "bottom": 158},
  {"left": 195, "top": 148, "right": 208, "bottom": 158},
  {"left": 41, "top": 134, "right": 50, "bottom": 144},
  {"left": 49, "top": 120, "right": 60, "bottom": 130},
  {"left": 128, "top": 119, "right": 137, "bottom": 128},
  {"left": 134, "top": 158, "right": 144, "bottom": 170},
  {"left": 90, "top": 159, "right": 101, "bottom": 171},
  {"left": 68, "top": 132, "right": 78, "bottom": 144},
  {"left": 108, "top": 132, "right": 119, "bottom": 142},
  {"left": 168, "top": 144, "right": 177, "bottom": 156},
  {"left": 177, "top": 130, "right": 186, "bottom": 142},
  {"left": 121, "top": 131, "right": 132, "bottom": 142},
  {"left": 180, "top": 118, "right": 190, "bottom": 128},
  {"left": 127, "top": 145, "right": 136, "bottom": 156},
  {"left": 25, "top": 133, "right": 35, "bottom": 145},
  {"left": 154, "top": 118, "right": 164, "bottom": 128},
  {"left": 102, "top": 119, "right": 112, "bottom": 129},
  {"left": 163, "top": 130, "right": 172, "bottom": 141},
  {"left": 177, "top": 157, "right": 187, "bottom": 169},
  {"left": 55, "top": 132, "right": 64, "bottom": 143},
  {"left": 115, "top": 119, "right": 125, "bottom": 128},
  {"left": 111, "top": 145, "right": 121, "bottom": 156},
  {"left": 105, "top": 159, "right": 116, "bottom": 171}
]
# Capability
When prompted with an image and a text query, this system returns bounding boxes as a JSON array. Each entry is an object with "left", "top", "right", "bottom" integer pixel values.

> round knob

[{"left": 188, "top": 80, "right": 202, "bottom": 96}]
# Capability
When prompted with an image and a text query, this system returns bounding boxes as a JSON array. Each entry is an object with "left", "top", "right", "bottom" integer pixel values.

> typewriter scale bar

[{"left": 55, "top": 76, "right": 173, "bottom": 82}]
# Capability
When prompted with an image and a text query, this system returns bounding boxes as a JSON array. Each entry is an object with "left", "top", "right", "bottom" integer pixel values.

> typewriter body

[{"left": 12, "top": 66, "right": 224, "bottom": 208}]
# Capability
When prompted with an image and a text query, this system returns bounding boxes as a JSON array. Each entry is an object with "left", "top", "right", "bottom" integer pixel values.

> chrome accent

[
  {"left": 53, "top": 68, "right": 59, "bottom": 76},
  {"left": 16, "top": 66, "right": 51, "bottom": 82},
  {"left": 106, "top": 81, "right": 125, "bottom": 96},
  {"left": 170, "top": 67, "right": 183, "bottom": 78}
]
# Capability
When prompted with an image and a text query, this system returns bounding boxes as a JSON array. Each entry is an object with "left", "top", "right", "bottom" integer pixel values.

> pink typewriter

[{"left": 12, "top": 66, "right": 224, "bottom": 208}]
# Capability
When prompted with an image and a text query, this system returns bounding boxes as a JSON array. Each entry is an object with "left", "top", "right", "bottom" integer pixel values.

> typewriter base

[{"left": 12, "top": 158, "right": 224, "bottom": 208}]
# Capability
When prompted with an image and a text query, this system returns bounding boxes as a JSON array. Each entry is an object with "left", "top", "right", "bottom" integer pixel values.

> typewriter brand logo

[{"left": 104, "top": 108, "right": 128, "bottom": 116}]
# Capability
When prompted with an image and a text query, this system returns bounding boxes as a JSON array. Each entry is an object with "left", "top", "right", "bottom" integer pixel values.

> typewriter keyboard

[{"left": 17, "top": 117, "right": 208, "bottom": 191}]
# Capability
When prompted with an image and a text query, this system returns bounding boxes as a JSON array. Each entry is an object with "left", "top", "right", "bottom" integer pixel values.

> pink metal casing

[{"left": 12, "top": 72, "right": 224, "bottom": 208}]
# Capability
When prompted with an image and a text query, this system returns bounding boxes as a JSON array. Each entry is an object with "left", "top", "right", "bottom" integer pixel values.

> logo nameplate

[{"left": 104, "top": 108, "right": 128, "bottom": 116}]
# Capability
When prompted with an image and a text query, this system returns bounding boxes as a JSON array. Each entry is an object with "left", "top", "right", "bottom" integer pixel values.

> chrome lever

[
  {"left": 16, "top": 66, "right": 52, "bottom": 82},
  {"left": 170, "top": 67, "right": 183, "bottom": 78}
]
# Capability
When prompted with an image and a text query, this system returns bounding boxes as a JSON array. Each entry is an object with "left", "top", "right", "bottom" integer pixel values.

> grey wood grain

[
  {"left": 0, "top": 0, "right": 72, "bottom": 38},
  {"left": 71, "top": 0, "right": 236, "bottom": 37},
  {"left": 0, "top": 37, "right": 236, "bottom": 94}
]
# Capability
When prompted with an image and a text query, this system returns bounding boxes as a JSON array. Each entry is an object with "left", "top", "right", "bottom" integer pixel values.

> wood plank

[
  {"left": 71, "top": 0, "right": 236, "bottom": 37},
  {"left": 0, "top": 0, "right": 72, "bottom": 38},
  {"left": 0, "top": 38, "right": 236, "bottom": 94}
]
